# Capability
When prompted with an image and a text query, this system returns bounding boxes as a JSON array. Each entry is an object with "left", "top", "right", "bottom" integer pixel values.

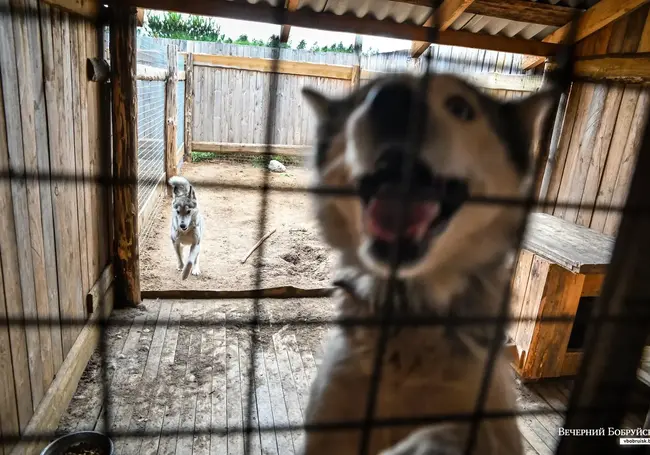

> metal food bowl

[{"left": 40, "top": 431, "right": 113, "bottom": 455}]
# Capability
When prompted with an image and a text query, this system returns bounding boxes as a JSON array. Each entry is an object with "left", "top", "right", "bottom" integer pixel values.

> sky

[
  {"left": 216, "top": 17, "right": 412, "bottom": 52},
  {"left": 145, "top": 12, "right": 412, "bottom": 53}
]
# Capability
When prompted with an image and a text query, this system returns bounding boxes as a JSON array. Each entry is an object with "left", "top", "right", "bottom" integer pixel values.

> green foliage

[
  {"left": 146, "top": 12, "right": 225, "bottom": 42},
  {"left": 145, "top": 12, "right": 381, "bottom": 54}
]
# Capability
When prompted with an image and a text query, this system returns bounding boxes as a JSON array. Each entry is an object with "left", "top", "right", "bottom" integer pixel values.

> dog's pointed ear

[
  {"left": 302, "top": 87, "right": 331, "bottom": 120},
  {"left": 188, "top": 186, "right": 196, "bottom": 201},
  {"left": 172, "top": 185, "right": 182, "bottom": 197}
]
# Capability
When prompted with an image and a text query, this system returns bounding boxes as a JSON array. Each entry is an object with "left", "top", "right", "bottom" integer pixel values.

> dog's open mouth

[{"left": 358, "top": 153, "right": 469, "bottom": 266}]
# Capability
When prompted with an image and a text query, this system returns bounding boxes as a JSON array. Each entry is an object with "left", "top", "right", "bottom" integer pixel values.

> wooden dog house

[{"left": 509, "top": 213, "right": 615, "bottom": 381}]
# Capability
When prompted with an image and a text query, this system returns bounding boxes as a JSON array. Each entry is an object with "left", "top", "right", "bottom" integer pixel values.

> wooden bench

[{"left": 507, "top": 213, "right": 616, "bottom": 381}]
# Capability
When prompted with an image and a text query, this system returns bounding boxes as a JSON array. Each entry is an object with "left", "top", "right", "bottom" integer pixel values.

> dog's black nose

[
  {"left": 180, "top": 224, "right": 186, "bottom": 230},
  {"left": 367, "top": 82, "right": 425, "bottom": 140}
]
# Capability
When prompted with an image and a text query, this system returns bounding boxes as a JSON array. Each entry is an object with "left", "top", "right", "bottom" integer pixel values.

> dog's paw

[
  {"left": 191, "top": 266, "right": 201, "bottom": 276},
  {"left": 177, "top": 263, "right": 184, "bottom": 272}
]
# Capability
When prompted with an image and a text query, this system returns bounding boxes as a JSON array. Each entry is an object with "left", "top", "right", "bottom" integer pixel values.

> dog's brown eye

[{"left": 445, "top": 95, "right": 475, "bottom": 121}]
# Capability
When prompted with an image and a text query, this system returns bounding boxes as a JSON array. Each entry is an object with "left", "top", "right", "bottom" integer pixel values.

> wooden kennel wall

[
  {"left": 508, "top": 4, "right": 650, "bottom": 382},
  {"left": 0, "top": 0, "right": 114, "bottom": 452}
]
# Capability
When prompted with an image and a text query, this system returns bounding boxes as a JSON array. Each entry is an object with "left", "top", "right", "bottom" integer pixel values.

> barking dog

[
  {"left": 169, "top": 176, "right": 204, "bottom": 280},
  {"left": 299, "top": 74, "right": 559, "bottom": 455}
]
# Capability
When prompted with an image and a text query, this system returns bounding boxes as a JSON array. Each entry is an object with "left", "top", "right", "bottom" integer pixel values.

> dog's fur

[
  {"left": 169, "top": 176, "right": 204, "bottom": 280},
  {"left": 299, "top": 74, "right": 558, "bottom": 455}
]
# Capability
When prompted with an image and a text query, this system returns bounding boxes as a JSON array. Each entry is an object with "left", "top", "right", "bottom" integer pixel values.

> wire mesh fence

[
  {"left": 136, "top": 35, "right": 167, "bottom": 213},
  {"left": 2, "top": 2, "right": 650, "bottom": 455}
]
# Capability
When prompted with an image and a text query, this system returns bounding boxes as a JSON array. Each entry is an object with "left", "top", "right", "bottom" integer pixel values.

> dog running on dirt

[
  {"left": 168, "top": 176, "right": 204, "bottom": 280},
  {"left": 298, "top": 71, "right": 562, "bottom": 455}
]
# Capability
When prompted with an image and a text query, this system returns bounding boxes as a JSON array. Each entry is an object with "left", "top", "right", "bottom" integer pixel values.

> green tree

[
  {"left": 146, "top": 12, "right": 224, "bottom": 42},
  {"left": 297, "top": 39, "right": 307, "bottom": 50}
]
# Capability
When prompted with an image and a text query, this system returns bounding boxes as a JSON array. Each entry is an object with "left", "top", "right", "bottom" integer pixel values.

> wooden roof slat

[
  {"left": 279, "top": 0, "right": 300, "bottom": 43},
  {"left": 392, "top": 0, "right": 583, "bottom": 28},
  {"left": 411, "top": 0, "right": 476, "bottom": 58},
  {"left": 522, "top": 0, "right": 650, "bottom": 69},
  {"left": 124, "top": 0, "right": 559, "bottom": 56}
]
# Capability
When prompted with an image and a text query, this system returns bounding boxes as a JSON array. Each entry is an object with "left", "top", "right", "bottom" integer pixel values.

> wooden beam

[
  {"left": 193, "top": 53, "right": 357, "bottom": 80},
  {"left": 164, "top": 44, "right": 178, "bottom": 196},
  {"left": 192, "top": 142, "right": 311, "bottom": 157},
  {"left": 183, "top": 53, "right": 194, "bottom": 163},
  {"left": 279, "top": 0, "right": 300, "bottom": 43},
  {"left": 411, "top": 0, "right": 476, "bottom": 58},
  {"left": 351, "top": 64, "right": 361, "bottom": 89},
  {"left": 465, "top": 0, "right": 582, "bottom": 27},
  {"left": 522, "top": 0, "right": 650, "bottom": 70},
  {"left": 11, "top": 275, "right": 114, "bottom": 455},
  {"left": 110, "top": 5, "right": 141, "bottom": 306},
  {"left": 547, "top": 54, "right": 650, "bottom": 84},
  {"left": 392, "top": 0, "right": 582, "bottom": 27},
  {"left": 136, "top": 7, "right": 145, "bottom": 26},
  {"left": 361, "top": 69, "right": 544, "bottom": 92},
  {"left": 120, "top": 0, "right": 559, "bottom": 56},
  {"left": 41, "top": 0, "right": 98, "bottom": 18},
  {"left": 141, "top": 286, "right": 335, "bottom": 300}
]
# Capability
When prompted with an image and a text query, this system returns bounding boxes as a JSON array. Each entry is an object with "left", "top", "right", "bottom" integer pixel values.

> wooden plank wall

[
  {"left": 191, "top": 52, "right": 533, "bottom": 145},
  {"left": 0, "top": 0, "right": 109, "bottom": 449},
  {"left": 193, "top": 66, "right": 349, "bottom": 145},
  {"left": 545, "top": 5, "right": 650, "bottom": 237}
]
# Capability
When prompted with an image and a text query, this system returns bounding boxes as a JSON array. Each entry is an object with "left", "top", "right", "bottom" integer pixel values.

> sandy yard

[{"left": 141, "top": 160, "right": 336, "bottom": 291}]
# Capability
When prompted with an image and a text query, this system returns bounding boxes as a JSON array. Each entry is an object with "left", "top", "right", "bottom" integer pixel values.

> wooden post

[
  {"left": 164, "top": 44, "right": 178, "bottom": 195},
  {"left": 351, "top": 64, "right": 361, "bottom": 89},
  {"left": 110, "top": 4, "right": 141, "bottom": 306},
  {"left": 183, "top": 52, "right": 193, "bottom": 163}
]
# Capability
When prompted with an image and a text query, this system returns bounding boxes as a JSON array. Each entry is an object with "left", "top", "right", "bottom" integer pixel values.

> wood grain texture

[
  {"left": 0, "top": 37, "right": 24, "bottom": 450},
  {"left": 0, "top": 0, "right": 44, "bottom": 413},
  {"left": 42, "top": 0, "right": 97, "bottom": 18},
  {"left": 514, "top": 255, "right": 551, "bottom": 367},
  {"left": 110, "top": 5, "right": 141, "bottom": 306},
  {"left": 465, "top": 0, "right": 582, "bottom": 27},
  {"left": 193, "top": 53, "right": 356, "bottom": 80},
  {"left": 141, "top": 286, "right": 334, "bottom": 300},
  {"left": 411, "top": 0, "right": 476, "bottom": 58},
  {"left": 523, "top": 266, "right": 584, "bottom": 379},
  {"left": 192, "top": 142, "right": 310, "bottom": 156},
  {"left": 12, "top": 283, "right": 114, "bottom": 455},
  {"left": 183, "top": 53, "right": 193, "bottom": 162},
  {"left": 12, "top": 0, "right": 56, "bottom": 397},
  {"left": 523, "top": 213, "right": 615, "bottom": 274},
  {"left": 522, "top": 0, "right": 650, "bottom": 69}
]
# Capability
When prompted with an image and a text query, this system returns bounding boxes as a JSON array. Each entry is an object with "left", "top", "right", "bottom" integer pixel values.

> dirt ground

[{"left": 141, "top": 160, "right": 336, "bottom": 291}]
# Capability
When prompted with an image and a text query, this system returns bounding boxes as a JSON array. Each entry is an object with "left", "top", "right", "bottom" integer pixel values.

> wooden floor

[{"left": 58, "top": 299, "right": 647, "bottom": 455}]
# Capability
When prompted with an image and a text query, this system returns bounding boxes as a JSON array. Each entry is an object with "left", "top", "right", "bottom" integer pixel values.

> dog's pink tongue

[{"left": 366, "top": 197, "right": 440, "bottom": 242}]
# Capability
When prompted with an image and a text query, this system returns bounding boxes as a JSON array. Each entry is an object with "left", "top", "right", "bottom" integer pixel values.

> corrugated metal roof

[{"left": 251, "top": 0, "right": 601, "bottom": 42}]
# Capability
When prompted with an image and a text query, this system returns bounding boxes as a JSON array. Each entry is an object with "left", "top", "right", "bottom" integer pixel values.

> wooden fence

[{"left": 186, "top": 52, "right": 544, "bottom": 153}]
